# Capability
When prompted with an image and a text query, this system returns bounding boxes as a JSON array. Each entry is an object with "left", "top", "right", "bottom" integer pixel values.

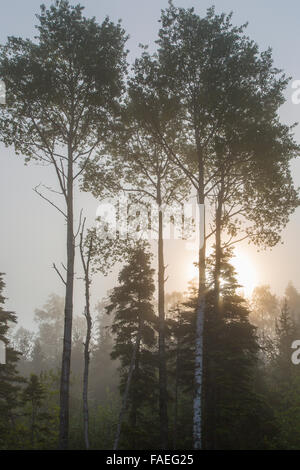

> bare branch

[
  {"left": 53, "top": 262, "right": 66, "bottom": 286},
  {"left": 33, "top": 184, "right": 67, "bottom": 219},
  {"left": 74, "top": 209, "right": 84, "bottom": 240},
  {"left": 223, "top": 234, "right": 250, "bottom": 248}
]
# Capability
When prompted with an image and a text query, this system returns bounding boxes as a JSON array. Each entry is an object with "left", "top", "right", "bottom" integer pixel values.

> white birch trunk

[{"left": 193, "top": 202, "right": 205, "bottom": 449}]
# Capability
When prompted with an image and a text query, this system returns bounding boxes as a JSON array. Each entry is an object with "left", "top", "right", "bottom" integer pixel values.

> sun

[
  {"left": 231, "top": 250, "right": 257, "bottom": 297},
  {"left": 185, "top": 249, "right": 257, "bottom": 298},
  {"left": 187, "top": 261, "right": 198, "bottom": 282}
]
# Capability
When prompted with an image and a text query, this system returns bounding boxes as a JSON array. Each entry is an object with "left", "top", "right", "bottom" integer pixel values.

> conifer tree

[
  {"left": 266, "top": 300, "right": 300, "bottom": 448},
  {"left": 0, "top": 1, "right": 128, "bottom": 448},
  {"left": 155, "top": 3, "right": 299, "bottom": 447},
  {"left": 167, "top": 254, "right": 277, "bottom": 449},
  {"left": 273, "top": 299, "right": 297, "bottom": 385},
  {"left": 22, "top": 374, "right": 51, "bottom": 448},
  {"left": 107, "top": 244, "right": 158, "bottom": 449},
  {"left": 0, "top": 274, "right": 23, "bottom": 449}
]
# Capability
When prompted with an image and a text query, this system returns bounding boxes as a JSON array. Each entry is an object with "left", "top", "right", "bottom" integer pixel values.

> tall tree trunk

[
  {"left": 130, "top": 332, "right": 140, "bottom": 449},
  {"left": 209, "top": 178, "right": 225, "bottom": 450},
  {"left": 59, "top": 144, "right": 75, "bottom": 449},
  {"left": 214, "top": 207, "right": 222, "bottom": 302},
  {"left": 83, "top": 291, "right": 92, "bottom": 449},
  {"left": 114, "top": 319, "right": 143, "bottom": 450},
  {"left": 214, "top": 174, "right": 225, "bottom": 302},
  {"left": 173, "top": 337, "right": 179, "bottom": 450},
  {"left": 157, "top": 181, "right": 169, "bottom": 449},
  {"left": 193, "top": 138, "right": 206, "bottom": 450},
  {"left": 80, "top": 231, "right": 93, "bottom": 451}
]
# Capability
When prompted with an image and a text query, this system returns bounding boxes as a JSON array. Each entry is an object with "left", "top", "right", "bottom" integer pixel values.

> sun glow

[
  {"left": 231, "top": 250, "right": 257, "bottom": 298},
  {"left": 185, "top": 249, "right": 257, "bottom": 298},
  {"left": 187, "top": 261, "right": 198, "bottom": 282}
]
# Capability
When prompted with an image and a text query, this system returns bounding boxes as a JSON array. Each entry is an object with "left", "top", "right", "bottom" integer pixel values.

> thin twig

[
  {"left": 33, "top": 184, "right": 67, "bottom": 219},
  {"left": 52, "top": 263, "right": 66, "bottom": 286}
]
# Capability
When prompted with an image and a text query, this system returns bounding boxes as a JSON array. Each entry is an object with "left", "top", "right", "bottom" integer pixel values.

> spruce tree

[
  {"left": 167, "top": 254, "right": 277, "bottom": 449},
  {"left": 0, "top": 273, "right": 23, "bottom": 449},
  {"left": 267, "top": 299, "right": 300, "bottom": 448},
  {"left": 0, "top": 1, "right": 128, "bottom": 448},
  {"left": 107, "top": 244, "right": 158, "bottom": 449},
  {"left": 22, "top": 374, "right": 50, "bottom": 448}
]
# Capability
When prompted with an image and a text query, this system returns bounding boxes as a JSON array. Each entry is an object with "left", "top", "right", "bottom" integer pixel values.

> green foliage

[
  {"left": 21, "top": 374, "right": 56, "bottom": 449},
  {"left": 107, "top": 244, "right": 159, "bottom": 448},
  {"left": 1, "top": 1, "right": 300, "bottom": 452},
  {"left": 157, "top": 2, "right": 299, "bottom": 248},
  {"left": 0, "top": 0, "right": 128, "bottom": 161},
  {"left": 166, "top": 254, "right": 279, "bottom": 450},
  {"left": 0, "top": 273, "right": 24, "bottom": 449}
]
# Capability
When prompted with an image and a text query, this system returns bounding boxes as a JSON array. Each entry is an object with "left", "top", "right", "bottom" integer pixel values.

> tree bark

[
  {"left": 80, "top": 231, "right": 93, "bottom": 451},
  {"left": 173, "top": 337, "right": 179, "bottom": 450},
  {"left": 214, "top": 173, "right": 225, "bottom": 302},
  {"left": 59, "top": 143, "right": 75, "bottom": 450},
  {"left": 157, "top": 181, "right": 169, "bottom": 449},
  {"left": 83, "top": 285, "right": 92, "bottom": 449},
  {"left": 193, "top": 137, "right": 206, "bottom": 450},
  {"left": 209, "top": 176, "right": 225, "bottom": 450}
]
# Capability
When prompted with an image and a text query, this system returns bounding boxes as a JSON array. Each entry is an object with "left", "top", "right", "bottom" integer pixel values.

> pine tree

[
  {"left": 266, "top": 299, "right": 300, "bottom": 448},
  {"left": 167, "top": 286, "right": 197, "bottom": 449},
  {"left": 22, "top": 374, "right": 47, "bottom": 447},
  {"left": 107, "top": 244, "right": 158, "bottom": 449},
  {"left": 0, "top": 1, "right": 128, "bottom": 448},
  {"left": 204, "top": 250, "right": 274, "bottom": 449},
  {"left": 31, "top": 340, "right": 44, "bottom": 376},
  {"left": 156, "top": 3, "right": 299, "bottom": 448},
  {"left": 166, "top": 255, "right": 277, "bottom": 450},
  {"left": 0, "top": 273, "right": 23, "bottom": 449},
  {"left": 275, "top": 299, "right": 296, "bottom": 372}
]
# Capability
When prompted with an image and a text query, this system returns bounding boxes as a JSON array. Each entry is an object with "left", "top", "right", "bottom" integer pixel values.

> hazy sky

[{"left": 1, "top": 0, "right": 300, "bottom": 329}]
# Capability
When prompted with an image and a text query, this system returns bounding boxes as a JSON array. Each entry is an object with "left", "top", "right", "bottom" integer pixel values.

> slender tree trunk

[
  {"left": 83, "top": 291, "right": 92, "bottom": 449},
  {"left": 157, "top": 181, "right": 169, "bottom": 449},
  {"left": 114, "top": 319, "right": 143, "bottom": 450},
  {"left": 130, "top": 333, "right": 140, "bottom": 449},
  {"left": 214, "top": 175, "right": 225, "bottom": 302},
  {"left": 194, "top": 226, "right": 205, "bottom": 449},
  {"left": 59, "top": 143, "right": 75, "bottom": 450},
  {"left": 206, "top": 183, "right": 224, "bottom": 450},
  {"left": 193, "top": 138, "right": 206, "bottom": 450},
  {"left": 80, "top": 231, "right": 93, "bottom": 451},
  {"left": 214, "top": 206, "right": 222, "bottom": 301},
  {"left": 209, "top": 178, "right": 225, "bottom": 450},
  {"left": 173, "top": 337, "right": 179, "bottom": 450}
]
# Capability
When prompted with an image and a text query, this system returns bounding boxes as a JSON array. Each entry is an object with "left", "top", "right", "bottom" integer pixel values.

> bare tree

[{"left": 79, "top": 220, "right": 94, "bottom": 450}]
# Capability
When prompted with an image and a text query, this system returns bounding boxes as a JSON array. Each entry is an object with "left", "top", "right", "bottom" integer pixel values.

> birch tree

[
  {"left": 79, "top": 221, "right": 94, "bottom": 450},
  {"left": 83, "top": 53, "right": 191, "bottom": 448},
  {"left": 153, "top": 2, "right": 299, "bottom": 447},
  {"left": 0, "top": 0, "right": 127, "bottom": 448}
]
